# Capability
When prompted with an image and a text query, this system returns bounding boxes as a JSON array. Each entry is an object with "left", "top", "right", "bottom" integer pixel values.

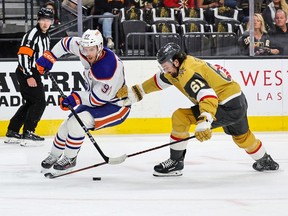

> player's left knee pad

[
  {"left": 172, "top": 108, "right": 196, "bottom": 133},
  {"left": 66, "top": 111, "right": 95, "bottom": 137},
  {"left": 56, "top": 120, "right": 69, "bottom": 140}
]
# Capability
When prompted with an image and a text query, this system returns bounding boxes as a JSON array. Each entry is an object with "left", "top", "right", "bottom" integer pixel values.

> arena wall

[{"left": 0, "top": 59, "right": 288, "bottom": 136}]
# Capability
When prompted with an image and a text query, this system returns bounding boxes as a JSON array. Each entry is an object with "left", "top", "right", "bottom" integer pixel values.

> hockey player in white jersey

[{"left": 35, "top": 29, "right": 130, "bottom": 173}]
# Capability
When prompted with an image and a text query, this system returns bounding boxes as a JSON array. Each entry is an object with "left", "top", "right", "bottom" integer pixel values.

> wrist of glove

[
  {"left": 195, "top": 112, "right": 213, "bottom": 142},
  {"left": 60, "top": 92, "right": 81, "bottom": 111},
  {"left": 121, "top": 84, "right": 145, "bottom": 106},
  {"left": 116, "top": 85, "right": 128, "bottom": 99},
  {"left": 36, "top": 50, "right": 57, "bottom": 74},
  {"left": 131, "top": 84, "right": 144, "bottom": 102}
]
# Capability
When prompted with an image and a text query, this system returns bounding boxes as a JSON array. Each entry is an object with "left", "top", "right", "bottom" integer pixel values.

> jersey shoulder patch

[{"left": 90, "top": 48, "right": 117, "bottom": 80}]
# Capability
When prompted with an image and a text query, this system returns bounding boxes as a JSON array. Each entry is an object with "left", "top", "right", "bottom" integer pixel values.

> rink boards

[{"left": 0, "top": 59, "right": 288, "bottom": 135}]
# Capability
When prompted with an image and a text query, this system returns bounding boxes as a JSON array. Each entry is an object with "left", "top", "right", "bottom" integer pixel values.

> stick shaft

[
  {"left": 48, "top": 135, "right": 195, "bottom": 179},
  {"left": 47, "top": 72, "right": 109, "bottom": 162}
]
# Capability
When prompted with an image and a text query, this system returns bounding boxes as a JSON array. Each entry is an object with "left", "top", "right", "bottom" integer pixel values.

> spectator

[
  {"left": 269, "top": 9, "right": 288, "bottom": 54},
  {"left": 94, "top": 0, "right": 130, "bottom": 49},
  {"left": 44, "top": 1, "right": 61, "bottom": 26},
  {"left": 236, "top": 0, "right": 270, "bottom": 23},
  {"left": 238, "top": 13, "right": 280, "bottom": 55},
  {"left": 141, "top": 1, "right": 154, "bottom": 24},
  {"left": 197, "top": 0, "right": 224, "bottom": 23},
  {"left": 262, "top": 0, "right": 288, "bottom": 31}
]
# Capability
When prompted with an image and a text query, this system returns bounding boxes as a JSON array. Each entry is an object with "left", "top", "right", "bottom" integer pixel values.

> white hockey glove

[
  {"left": 122, "top": 84, "right": 145, "bottom": 106},
  {"left": 195, "top": 112, "right": 213, "bottom": 142}
]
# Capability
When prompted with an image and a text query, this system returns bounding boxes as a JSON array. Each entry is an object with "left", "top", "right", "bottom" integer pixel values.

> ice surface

[{"left": 0, "top": 132, "right": 287, "bottom": 216}]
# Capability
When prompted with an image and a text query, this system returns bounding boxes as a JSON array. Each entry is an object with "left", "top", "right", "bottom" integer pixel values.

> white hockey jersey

[{"left": 51, "top": 36, "right": 125, "bottom": 107}]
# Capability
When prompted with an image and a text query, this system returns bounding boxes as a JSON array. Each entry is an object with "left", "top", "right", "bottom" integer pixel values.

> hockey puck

[{"left": 92, "top": 177, "right": 101, "bottom": 181}]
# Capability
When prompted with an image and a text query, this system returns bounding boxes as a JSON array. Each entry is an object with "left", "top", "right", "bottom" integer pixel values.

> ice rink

[{"left": 0, "top": 132, "right": 287, "bottom": 216}]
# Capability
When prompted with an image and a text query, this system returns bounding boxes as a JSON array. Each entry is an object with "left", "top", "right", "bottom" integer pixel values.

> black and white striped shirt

[{"left": 17, "top": 24, "right": 50, "bottom": 77}]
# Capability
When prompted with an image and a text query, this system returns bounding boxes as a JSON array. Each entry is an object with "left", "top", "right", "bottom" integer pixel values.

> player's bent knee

[
  {"left": 57, "top": 119, "right": 69, "bottom": 138},
  {"left": 232, "top": 130, "right": 260, "bottom": 152},
  {"left": 172, "top": 108, "right": 196, "bottom": 133},
  {"left": 66, "top": 112, "right": 94, "bottom": 137}
]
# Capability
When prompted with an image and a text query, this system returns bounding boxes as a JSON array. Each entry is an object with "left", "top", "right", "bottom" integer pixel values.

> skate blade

[
  {"left": 153, "top": 170, "right": 183, "bottom": 177},
  {"left": 46, "top": 167, "right": 75, "bottom": 177},
  {"left": 41, "top": 167, "right": 52, "bottom": 174},
  {"left": 4, "top": 138, "right": 22, "bottom": 144},
  {"left": 20, "top": 140, "right": 44, "bottom": 147}
]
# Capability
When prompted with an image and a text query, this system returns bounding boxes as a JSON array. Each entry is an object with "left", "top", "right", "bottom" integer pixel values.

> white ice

[{"left": 0, "top": 132, "right": 287, "bottom": 216}]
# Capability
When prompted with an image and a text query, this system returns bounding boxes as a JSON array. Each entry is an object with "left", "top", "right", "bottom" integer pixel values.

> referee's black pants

[{"left": 8, "top": 67, "right": 46, "bottom": 134}]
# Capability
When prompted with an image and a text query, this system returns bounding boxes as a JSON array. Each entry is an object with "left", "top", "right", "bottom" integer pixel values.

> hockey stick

[
  {"left": 47, "top": 72, "right": 127, "bottom": 164},
  {"left": 44, "top": 135, "right": 196, "bottom": 179}
]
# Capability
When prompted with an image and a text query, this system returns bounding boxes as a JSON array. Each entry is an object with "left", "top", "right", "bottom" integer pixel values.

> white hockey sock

[{"left": 170, "top": 134, "right": 188, "bottom": 151}]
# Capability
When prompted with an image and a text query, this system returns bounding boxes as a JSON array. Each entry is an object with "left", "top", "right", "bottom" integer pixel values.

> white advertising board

[{"left": 0, "top": 58, "right": 287, "bottom": 121}]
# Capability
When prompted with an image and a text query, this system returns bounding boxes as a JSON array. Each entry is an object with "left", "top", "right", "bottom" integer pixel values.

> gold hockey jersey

[{"left": 141, "top": 56, "right": 242, "bottom": 118}]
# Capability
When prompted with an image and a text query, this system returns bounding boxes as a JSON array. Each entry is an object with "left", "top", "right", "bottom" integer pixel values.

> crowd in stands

[{"left": 5, "top": 0, "right": 288, "bottom": 56}]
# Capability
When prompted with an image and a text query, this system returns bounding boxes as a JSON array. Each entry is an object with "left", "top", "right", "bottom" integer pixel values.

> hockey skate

[
  {"left": 4, "top": 130, "right": 23, "bottom": 145},
  {"left": 41, "top": 153, "right": 61, "bottom": 173},
  {"left": 153, "top": 158, "right": 184, "bottom": 177},
  {"left": 21, "top": 131, "right": 45, "bottom": 147},
  {"left": 48, "top": 155, "right": 77, "bottom": 175},
  {"left": 23, "top": 131, "right": 45, "bottom": 141},
  {"left": 252, "top": 154, "right": 279, "bottom": 171}
]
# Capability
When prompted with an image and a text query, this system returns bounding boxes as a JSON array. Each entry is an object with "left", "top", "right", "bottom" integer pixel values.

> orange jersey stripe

[
  {"left": 95, "top": 107, "right": 129, "bottom": 129},
  {"left": 90, "top": 96, "right": 105, "bottom": 106},
  {"left": 17, "top": 46, "right": 34, "bottom": 57}
]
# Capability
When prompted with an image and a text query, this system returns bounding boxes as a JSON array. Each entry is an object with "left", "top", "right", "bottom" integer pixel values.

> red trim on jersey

[
  {"left": 170, "top": 134, "right": 183, "bottom": 141},
  {"left": 199, "top": 95, "right": 218, "bottom": 102},
  {"left": 248, "top": 141, "right": 262, "bottom": 154},
  {"left": 153, "top": 74, "right": 162, "bottom": 90}
]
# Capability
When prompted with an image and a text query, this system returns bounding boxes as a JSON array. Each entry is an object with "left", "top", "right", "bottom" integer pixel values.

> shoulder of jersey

[{"left": 90, "top": 48, "right": 117, "bottom": 80}]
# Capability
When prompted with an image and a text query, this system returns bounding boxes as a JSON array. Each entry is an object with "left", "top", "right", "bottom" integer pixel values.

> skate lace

[
  {"left": 45, "top": 154, "right": 57, "bottom": 164},
  {"left": 57, "top": 156, "right": 72, "bottom": 166},
  {"left": 161, "top": 159, "right": 175, "bottom": 168}
]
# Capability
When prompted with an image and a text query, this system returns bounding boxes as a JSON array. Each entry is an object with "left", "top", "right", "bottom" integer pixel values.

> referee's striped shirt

[{"left": 17, "top": 24, "right": 50, "bottom": 77}]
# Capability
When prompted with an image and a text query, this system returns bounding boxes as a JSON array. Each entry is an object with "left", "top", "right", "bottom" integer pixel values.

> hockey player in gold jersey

[{"left": 127, "top": 42, "right": 279, "bottom": 177}]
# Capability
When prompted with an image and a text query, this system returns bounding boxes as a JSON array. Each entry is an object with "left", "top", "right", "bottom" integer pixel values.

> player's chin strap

[
  {"left": 47, "top": 72, "right": 127, "bottom": 165},
  {"left": 44, "top": 135, "right": 196, "bottom": 179}
]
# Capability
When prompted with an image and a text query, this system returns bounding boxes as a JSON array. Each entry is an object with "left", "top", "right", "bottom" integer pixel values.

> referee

[{"left": 6, "top": 7, "right": 54, "bottom": 142}]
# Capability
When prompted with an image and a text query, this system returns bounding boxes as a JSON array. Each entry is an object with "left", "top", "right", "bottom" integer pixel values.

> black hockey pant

[{"left": 8, "top": 67, "right": 46, "bottom": 133}]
